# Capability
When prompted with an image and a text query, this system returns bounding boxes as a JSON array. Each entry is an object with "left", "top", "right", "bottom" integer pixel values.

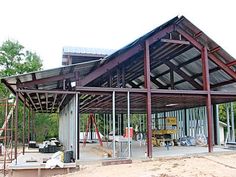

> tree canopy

[
  {"left": 0, "top": 40, "right": 59, "bottom": 142},
  {"left": 0, "top": 40, "right": 43, "bottom": 97}
]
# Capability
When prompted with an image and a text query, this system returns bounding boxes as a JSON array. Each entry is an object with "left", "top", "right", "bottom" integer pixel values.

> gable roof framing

[{"left": 1, "top": 16, "right": 236, "bottom": 113}]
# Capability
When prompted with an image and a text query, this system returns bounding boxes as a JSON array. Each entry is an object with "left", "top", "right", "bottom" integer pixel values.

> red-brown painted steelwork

[
  {"left": 15, "top": 92, "right": 19, "bottom": 162},
  {"left": 201, "top": 46, "right": 213, "bottom": 152},
  {"left": 80, "top": 25, "right": 175, "bottom": 87},
  {"left": 144, "top": 40, "right": 152, "bottom": 158},
  {"left": 176, "top": 26, "right": 236, "bottom": 80},
  {"left": 22, "top": 98, "right": 26, "bottom": 155}
]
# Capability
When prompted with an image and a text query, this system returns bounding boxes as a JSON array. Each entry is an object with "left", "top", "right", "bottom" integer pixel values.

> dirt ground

[{"left": 58, "top": 152, "right": 236, "bottom": 177}]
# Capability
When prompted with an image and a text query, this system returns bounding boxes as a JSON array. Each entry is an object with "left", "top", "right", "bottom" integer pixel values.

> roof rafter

[
  {"left": 176, "top": 25, "right": 236, "bottom": 80},
  {"left": 165, "top": 61, "right": 202, "bottom": 89},
  {"left": 18, "top": 72, "right": 75, "bottom": 88},
  {"left": 79, "top": 25, "right": 175, "bottom": 86}
]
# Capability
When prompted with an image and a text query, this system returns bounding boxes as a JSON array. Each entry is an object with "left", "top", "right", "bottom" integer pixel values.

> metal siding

[{"left": 59, "top": 96, "right": 76, "bottom": 158}]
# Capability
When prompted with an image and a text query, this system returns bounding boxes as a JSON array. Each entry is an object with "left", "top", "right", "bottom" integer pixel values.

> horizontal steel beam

[
  {"left": 76, "top": 86, "right": 147, "bottom": 93},
  {"left": 161, "top": 39, "right": 190, "bottom": 45},
  {"left": 80, "top": 25, "right": 175, "bottom": 86},
  {"left": 176, "top": 25, "right": 236, "bottom": 81},
  {"left": 226, "top": 60, "right": 236, "bottom": 67},
  {"left": 76, "top": 86, "right": 208, "bottom": 95},
  {"left": 18, "top": 72, "right": 75, "bottom": 88},
  {"left": 16, "top": 89, "right": 76, "bottom": 94}
]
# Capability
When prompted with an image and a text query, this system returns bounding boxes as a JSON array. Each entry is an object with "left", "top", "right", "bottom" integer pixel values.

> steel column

[
  {"left": 144, "top": 40, "right": 152, "bottom": 158},
  {"left": 216, "top": 104, "right": 220, "bottom": 145},
  {"left": 28, "top": 108, "right": 30, "bottom": 143},
  {"left": 120, "top": 114, "right": 124, "bottom": 135},
  {"left": 184, "top": 109, "right": 188, "bottom": 136},
  {"left": 201, "top": 46, "right": 213, "bottom": 152},
  {"left": 14, "top": 92, "right": 19, "bottom": 163},
  {"left": 127, "top": 91, "right": 131, "bottom": 158},
  {"left": 112, "top": 91, "right": 116, "bottom": 158},
  {"left": 170, "top": 69, "right": 174, "bottom": 89},
  {"left": 75, "top": 93, "right": 80, "bottom": 160},
  {"left": 226, "top": 104, "right": 230, "bottom": 141},
  {"left": 212, "top": 104, "right": 217, "bottom": 145},
  {"left": 23, "top": 98, "right": 26, "bottom": 155},
  {"left": 33, "top": 111, "right": 35, "bottom": 140},
  {"left": 230, "top": 102, "right": 235, "bottom": 141}
]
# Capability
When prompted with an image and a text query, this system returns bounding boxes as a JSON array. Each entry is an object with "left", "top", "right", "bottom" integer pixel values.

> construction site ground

[
  {"left": 0, "top": 143, "right": 235, "bottom": 176},
  {"left": 59, "top": 152, "right": 236, "bottom": 177}
]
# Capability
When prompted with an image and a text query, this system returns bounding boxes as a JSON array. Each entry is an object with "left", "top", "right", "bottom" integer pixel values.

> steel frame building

[{"left": 2, "top": 16, "right": 236, "bottom": 161}]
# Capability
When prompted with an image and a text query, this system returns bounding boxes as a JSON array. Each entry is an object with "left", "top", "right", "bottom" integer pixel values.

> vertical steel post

[
  {"left": 10, "top": 101, "right": 14, "bottom": 162},
  {"left": 201, "top": 46, "right": 213, "bottom": 152},
  {"left": 144, "top": 40, "right": 152, "bottom": 158},
  {"left": 33, "top": 111, "right": 35, "bottom": 140},
  {"left": 112, "top": 91, "right": 116, "bottom": 158},
  {"left": 170, "top": 69, "right": 174, "bottom": 89},
  {"left": 22, "top": 98, "right": 26, "bottom": 155},
  {"left": 15, "top": 92, "right": 19, "bottom": 163},
  {"left": 215, "top": 104, "right": 220, "bottom": 145},
  {"left": 4, "top": 99, "right": 8, "bottom": 177},
  {"left": 226, "top": 104, "right": 230, "bottom": 141},
  {"left": 28, "top": 108, "right": 30, "bottom": 143},
  {"left": 127, "top": 91, "right": 131, "bottom": 158},
  {"left": 230, "top": 102, "right": 235, "bottom": 141},
  {"left": 75, "top": 93, "right": 80, "bottom": 160}
]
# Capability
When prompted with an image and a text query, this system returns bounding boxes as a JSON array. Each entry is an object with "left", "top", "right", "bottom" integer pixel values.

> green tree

[
  {"left": 0, "top": 40, "right": 60, "bottom": 143},
  {"left": 0, "top": 40, "right": 43, "bottom": 97}
]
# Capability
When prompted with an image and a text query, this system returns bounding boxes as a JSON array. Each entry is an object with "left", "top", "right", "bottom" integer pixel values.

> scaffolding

[{"left": 0, "top": 98, "right": 15, "bottom": 176}]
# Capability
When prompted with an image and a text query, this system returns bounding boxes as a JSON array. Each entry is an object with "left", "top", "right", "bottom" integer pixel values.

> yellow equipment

[{"left": 152, "top": 117, "right": 177, "bottom": 147}]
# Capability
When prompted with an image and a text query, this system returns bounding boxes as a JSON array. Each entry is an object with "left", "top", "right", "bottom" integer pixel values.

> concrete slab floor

[{"left": 78, "top": 141, "right": 235, "bottom": 162}]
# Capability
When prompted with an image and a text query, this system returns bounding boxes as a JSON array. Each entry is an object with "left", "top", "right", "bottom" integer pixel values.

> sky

[{"left": 0, "top": 0, "right": 235, "bottom": 70}]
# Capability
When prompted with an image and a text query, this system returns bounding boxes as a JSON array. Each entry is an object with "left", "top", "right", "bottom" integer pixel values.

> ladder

[
  {"left": 0, "top": 101, "right": 16, "bottom": 137},
  {"left": 83, "top": 113, "right": 103, "bottom": 146}
]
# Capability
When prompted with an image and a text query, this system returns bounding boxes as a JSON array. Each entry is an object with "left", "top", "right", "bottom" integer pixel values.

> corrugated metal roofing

[
  {"left": 1, "top": 15, "right": 236, "bottom": 113},
  {"left": 63, "top": 46, "right": 116, "bottom": 56},
  {"left": 2, "top": 59, "right": 101, "bottom": 91}
]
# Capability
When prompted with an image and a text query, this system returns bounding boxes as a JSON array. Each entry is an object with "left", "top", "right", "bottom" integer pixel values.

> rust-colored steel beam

[
  {"left": 209, "top": 46, "right": 220, "bottom": 54},
  {"left": 80, "top": 25, "right": 175, "bottom": 86},
  {"left": 211, "top": 79, "right": 235, "bottom": 88},
  {"left": 170, "top": 69, "right": 174, "bottom": 89},
  {"left": 176, "top": 26, "right": 236, "bottom": 81},
  {"left": 194, "top": 31, "right": 203, "bottom": 38},
  {"left": 26, "top": 93, "right": 37, "bottom": 111},
  {"left": 201, "top": 46, "right": 213, "bottom": 152},
  {"left": 127, "top": 45, "right": 192, "bottom": 88},
  {"left": 165, "top": 61, "right": 202, "bottom": 89},
  {"left": 161, "top": 39, "right": 190, "bottom": 45},
  {"left": 58, "top": 94, "right": 67, "bottom": 111},
  {"left": 1, "top": 79, "right": 30, "bottom": 107},
  {"left": 150, "top": 75, "right": 165, "bottom": 88},
  {"left": 226, "top": 60, "right": 236, "bottom": 67},
  {"left": 144, "top": 40, "right": 152, "bottom": 158},
  {"left": 208, "top": 53, "right": 236, "bottom": 80},
  {"left": 51, "top": 94, "right": 57, "bottom": 113},
  {"left": 45, "top": 93, "right": 48, "bottom": 112},
  {"left": 18, "top": 72, "right": 75, "bottom": 88},
  {"left": 36, "top": 93, "right": 43, "bottom": 111},
  {"left": 17, "top": 89, "right": 76, "bottom": 94}
]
